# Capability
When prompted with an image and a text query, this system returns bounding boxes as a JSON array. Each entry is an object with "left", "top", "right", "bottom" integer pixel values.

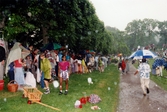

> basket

[{"left": 7, "top": 80, "right": 18, "bottom": 92}]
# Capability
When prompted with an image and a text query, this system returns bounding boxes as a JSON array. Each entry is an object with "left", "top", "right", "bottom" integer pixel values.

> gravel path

[{"left": 117, "top": 62, "right": 167, "bottom": 112}]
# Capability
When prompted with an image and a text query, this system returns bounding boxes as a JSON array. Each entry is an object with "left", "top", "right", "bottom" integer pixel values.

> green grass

[
  {"left": 133, "top": 59, "right": 167, "bottom": 91},
  {"left": 0, "top": 64, "right": 120, "bottom": 112}
]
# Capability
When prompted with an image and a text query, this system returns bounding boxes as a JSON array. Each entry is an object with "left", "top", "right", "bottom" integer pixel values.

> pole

[{"left": 35, "top": 101, "right": 61, "bottom": 111}]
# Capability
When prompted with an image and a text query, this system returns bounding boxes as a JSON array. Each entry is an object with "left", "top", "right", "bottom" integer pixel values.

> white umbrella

[
  {"left": 129, "top": 49, "right": 158, "bottom": 59},
  {"left": 5, "top": 42, "right": 30, "bottom": 74}
]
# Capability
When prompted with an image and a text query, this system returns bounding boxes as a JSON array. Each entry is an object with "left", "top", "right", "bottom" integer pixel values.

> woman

[
  {"left": 14, "top": 59, "right": 25, "bottom": 90},
  {"left": 40, "top": 52, "right": 52, "bottom": 94},
  {"left": 58, "top": 55, "right": 70, "bottom": 95}
]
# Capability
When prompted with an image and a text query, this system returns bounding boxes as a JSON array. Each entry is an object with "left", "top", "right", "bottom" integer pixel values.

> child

[
  {"left": 58, "top": 55, "right": 70, "bottom": 95},
  {"left": 40, "top": 52, "right": 52, "bottom": 94},
  {"left": 81, "top": 58, "right": 88, "bottom": 73},
  {"left": 98, "top": 57, "right": 103, "bottom": 73}
]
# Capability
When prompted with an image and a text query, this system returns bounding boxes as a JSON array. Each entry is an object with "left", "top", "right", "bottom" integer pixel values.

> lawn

[{"left": 0, "top": 64, "right": 120, "bottom": 112}]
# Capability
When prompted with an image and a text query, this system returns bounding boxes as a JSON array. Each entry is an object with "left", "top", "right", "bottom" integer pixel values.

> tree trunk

[
  {"left": 42, "top": 26, "right": 48, "bottom": 45},
  {"left": 0, "top": 18, "right": 5, "bottom": 28}
]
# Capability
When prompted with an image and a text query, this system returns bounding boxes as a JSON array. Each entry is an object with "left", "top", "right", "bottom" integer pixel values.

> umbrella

[
  {"left": 89, "top": 50, "right": 96, "bottom": 54},
  {"left": 128, "top": 49, "right": 157, "bottom": 59},
  {"left": 5, "top": 42, "right": 30, "bottom": 74},
  {"left": 42, "top": 43, "right": 61, "bottom": 51},
  {"left": 152, "top": 58, "right": 167, "bottom": 69}
]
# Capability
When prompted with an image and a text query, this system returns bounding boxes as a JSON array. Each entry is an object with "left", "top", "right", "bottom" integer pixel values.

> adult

[
  {"left": 134, "top": 58, "right": 151, "bottom": 96},
  {"left": 0, "top": 46, "right": 5, "bottom": 80},
  {"left": 27, "top": 44, "right": 33, "bottom": 61},
  {"left": 14, "top": 59, "right": 25, "bottom": 89},
  {"left": 31, "top": 48, "right": 39, "bottom": 80}
]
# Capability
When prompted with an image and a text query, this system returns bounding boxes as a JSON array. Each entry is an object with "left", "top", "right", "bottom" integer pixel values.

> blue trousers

[
  {"left": 40, "top": 72, "right": 45, "bottom": 88},
  {"left": 8, "top": 71, "right": 14, "bottom": 82}
]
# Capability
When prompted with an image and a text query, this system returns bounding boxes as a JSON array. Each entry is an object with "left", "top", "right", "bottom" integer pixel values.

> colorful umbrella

[
  {"left": 128, "top": 50, "right": 157, "bottom": 59},
  {"left": 152, "top": 58, "right": 167, "bottom": 69},
  {"left": 89, "top": 50, "right": 96, "bottom": 54},
  {"left": 42, "top": 43, "right": 61, "bottom": 51}
]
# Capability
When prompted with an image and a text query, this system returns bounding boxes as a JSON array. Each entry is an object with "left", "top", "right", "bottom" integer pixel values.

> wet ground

[{"left": 117, "top": 62, "right": 167, "bottom": 112}]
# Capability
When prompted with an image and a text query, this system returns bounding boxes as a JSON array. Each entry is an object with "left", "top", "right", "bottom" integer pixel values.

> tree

[
  {"left": 157, "top": 21, "right": 167, "bottom": 49},
  {"left": 0, "top": 0, "right": 121, "bottom": 55},
  {"left": 125, "top": 19, "right": 158, "bottom": 51},
  {"left": 106, "top": 26, "right": 130, "bottom": 55}
]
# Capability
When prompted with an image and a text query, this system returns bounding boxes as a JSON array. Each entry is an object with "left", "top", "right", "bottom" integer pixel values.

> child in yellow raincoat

[{"left": 81, "top": 58, "right": 88, "bottom": 73}]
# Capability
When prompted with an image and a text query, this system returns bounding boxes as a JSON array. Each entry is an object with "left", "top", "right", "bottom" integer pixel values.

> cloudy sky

[{"left": 89, "top": 0, "right": 167, "bottom": 31}]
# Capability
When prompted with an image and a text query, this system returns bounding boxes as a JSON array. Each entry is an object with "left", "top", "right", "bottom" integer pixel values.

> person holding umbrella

[{"left": 134, "top": 58, "right": 151, "bottom": 96}]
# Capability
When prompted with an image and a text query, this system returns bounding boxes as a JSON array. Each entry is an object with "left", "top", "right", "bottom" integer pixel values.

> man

[
  {"left": 134, "top": 58, "right": 151, "bottom": 96},
  {"left": 0, "top": 46, "right": 5, "bottom": 80}
]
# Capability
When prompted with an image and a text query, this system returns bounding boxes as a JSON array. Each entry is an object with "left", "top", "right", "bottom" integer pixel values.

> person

[
  {"left": 14, "top": 59, "right": 25, "bottom": 90},
  {"left": 81, "top": 56, "right": 88, "bottom": 73},
  {"left": 124, "top": 59, "right": 130, "bottom": 74},
  {"left": 121, "top": 59, "right": 126, "bottom": 74},
  {"left": 77, "top": 54, "right": 82, "bottom": 74},
  {"left": 8, "top": 62, "right": 15, "bottom": 82},
  {"left": 31, "top": 48, "right": 39, "bottom": 80},
  {"left": 40, "top": 52, "right": 52, "bottom": 94},
  {"left": 45, "top": 50, "right": 56, "bottom": 78},
  {"left": 58, "top": 51, "right": 63, "bottom": 62},
  {"left": 134, "top": 58, "right": 151, "bottom": 96},
  {"left": 58, "top": 55, "right": 70, "bottom": 95},
  {"left": 0, "top": 45, "right": 5, "bottom": 80},
  {"left": 94, "top": 55, "right": 99, "bottom": 70},
  {"left": 27, "top": 44, "right": 33, "bottom": 64},
  {"left": 69, "top": 54, "right": 75, "bottom": 74},
  {"left": 98, "top": 57, "right": 103, "bottom": 73},
  {"left": 54, "top": 50, "right": 59, "bottom": 79}
]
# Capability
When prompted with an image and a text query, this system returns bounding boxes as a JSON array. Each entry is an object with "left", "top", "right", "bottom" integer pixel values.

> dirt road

[{"left": 117, "top": 62, "right": 167, "bottom": 112}]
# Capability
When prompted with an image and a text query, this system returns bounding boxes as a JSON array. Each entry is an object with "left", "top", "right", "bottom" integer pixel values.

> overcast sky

[{"left": 89, "top": 0, "right": 167, "bottom": 31}]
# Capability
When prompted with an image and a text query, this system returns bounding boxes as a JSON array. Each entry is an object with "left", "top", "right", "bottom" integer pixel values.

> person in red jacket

[{"left": 121, "top": 59, "right": 126, "bottom": 74}]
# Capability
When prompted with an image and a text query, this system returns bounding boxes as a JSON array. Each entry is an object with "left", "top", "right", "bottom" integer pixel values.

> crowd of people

[{"left": 0, "top": 42, "right": 111, "bottom": 95}]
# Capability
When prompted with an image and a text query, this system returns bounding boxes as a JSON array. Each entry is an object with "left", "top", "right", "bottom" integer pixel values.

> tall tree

[{"left": 125, "top": 19, "right": 158, "bottom": 50}]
